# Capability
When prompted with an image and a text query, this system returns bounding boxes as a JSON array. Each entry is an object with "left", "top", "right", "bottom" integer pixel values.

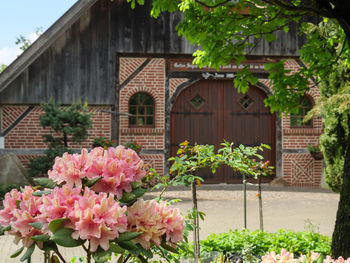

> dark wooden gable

[{"left": 0, "top": 0, "right": 307, "bottom": 104}]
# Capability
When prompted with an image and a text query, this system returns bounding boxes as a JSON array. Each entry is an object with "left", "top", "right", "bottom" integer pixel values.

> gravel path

[{"left": 146, "top": 184, "right": 339, "bottom": 238}]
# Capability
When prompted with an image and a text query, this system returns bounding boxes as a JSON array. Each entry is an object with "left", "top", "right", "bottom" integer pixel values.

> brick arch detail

[{"left": 125, "top": 87, "right": 160, "bottom": 106}]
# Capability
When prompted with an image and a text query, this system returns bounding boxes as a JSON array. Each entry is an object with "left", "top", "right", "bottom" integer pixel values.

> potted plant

[{"left": 308, "top": 143, "right": 323, "bottom": 160}]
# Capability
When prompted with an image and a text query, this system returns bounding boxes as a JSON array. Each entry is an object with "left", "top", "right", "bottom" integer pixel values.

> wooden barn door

[{"left": 170, "top": 79, "right": 275, "bottom": 183}]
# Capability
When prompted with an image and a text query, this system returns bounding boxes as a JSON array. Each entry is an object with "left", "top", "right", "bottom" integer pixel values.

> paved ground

[{"left": 0, "top": 184, "right": 339, "bottom": 262}]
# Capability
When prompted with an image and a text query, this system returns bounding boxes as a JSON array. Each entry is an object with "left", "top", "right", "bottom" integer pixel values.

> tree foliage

[
  {"left": 302, "top": 19, "right": 350, "bottom": 192},
  {"left": 0, "top": 64, "right": 6, "bottom": 73},
  {"left": 15, "top": 27, "right": 42, "bottom": 51},
  {"left": 127, "top": 0, "right": 350, "bottom": 257}
]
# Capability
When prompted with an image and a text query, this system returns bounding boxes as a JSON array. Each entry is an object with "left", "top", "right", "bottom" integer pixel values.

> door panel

[{"left": 170, "top": 80, "right": 275, "bottom": 183}]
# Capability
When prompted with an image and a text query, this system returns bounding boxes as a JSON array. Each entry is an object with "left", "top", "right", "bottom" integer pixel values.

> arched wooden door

[{"left": 170, "top": 79, "right": 276, "bottom": 183}]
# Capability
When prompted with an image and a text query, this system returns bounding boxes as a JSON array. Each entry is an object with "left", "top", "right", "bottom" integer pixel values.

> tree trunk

[
  {"left": 191, "top": 182, "right": 200, "bottom": 263},
  {"left": 258, "top": 174, "right": 264, "bottom": 232},
  {"left": 63, "top": 131, "right": 68, "bottom": 148},
  {"left": 331, "top": 115, "right": 350, "bottom": 258}
]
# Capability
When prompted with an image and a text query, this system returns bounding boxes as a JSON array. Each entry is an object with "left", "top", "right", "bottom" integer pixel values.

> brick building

[{"left": 0, "top": 0, "right": 323, "bottom": 187}]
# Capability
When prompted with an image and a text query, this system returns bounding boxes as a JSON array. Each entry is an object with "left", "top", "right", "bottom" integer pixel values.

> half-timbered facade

[{"left": 0, "top": 0, "right": 323, "bottom": 187}]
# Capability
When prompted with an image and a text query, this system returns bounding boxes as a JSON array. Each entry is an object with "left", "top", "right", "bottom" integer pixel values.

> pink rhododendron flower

[
  {"left": 127, "top": 199, "right": 185, "bottom": 249},
  {"left": 262, "top": 250, "right": 350, "bottom": 263},
  {"left": 48, "top": 149, "right": 89, "bottom": 187},
  {"left": 324, "top": 256, "right": 350, "bottom": 263},
  {"left": 70, "top": 188, "right": 127, "bottom": 252},
  {"left": 261, "top": 249, "right": 298, "bottom": 263},
  {"left": 49, "top": 146, "right": 146, "bottom": 199},
  {"left": 0, "top": 187, "right": 47, "bottom": 248},
  {"left": 39, "top": 185, "right": 82, "bottom": 222}
]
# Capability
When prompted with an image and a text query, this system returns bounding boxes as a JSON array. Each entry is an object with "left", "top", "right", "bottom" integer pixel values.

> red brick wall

[
  {"left": 2, "top": 105, "right": 112, "bottom": 149},
  {"left": 139, "top": 153, "right": 164, "bottom": 178},
  {"left": 282, "top": 153, "right": 323, "bottom": 187},
  {"left": 119, "top": 57, "right": 147, "bottom": 84},
  {"left": 170, "top": 78, "right": 189, "bottom": 98},
  {"left": 280, "top": 60, "right": 323, "bottom": 187},
  {"left": 1, "top": 106, "right": 28, "bottom": 131},
  {"left": 119, "top": 58, "right": 165, "bottom": 149},
  {"left": 119, "top": 57, "right": 166, "bottom": 175}
]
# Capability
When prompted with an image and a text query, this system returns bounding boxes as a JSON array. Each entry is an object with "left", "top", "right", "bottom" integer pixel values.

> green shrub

[{"left": 177, "top": 229, "right": 331, "bottom": 259}]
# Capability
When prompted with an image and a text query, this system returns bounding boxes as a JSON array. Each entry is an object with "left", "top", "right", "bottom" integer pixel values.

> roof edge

[{"left": 0, "top": 0, "right": 98, "bottom": 94}]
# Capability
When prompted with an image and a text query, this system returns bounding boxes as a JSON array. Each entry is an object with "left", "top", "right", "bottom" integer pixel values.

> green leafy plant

[
  {"left": 123, "top": 141, "right": 142, "bottom": 154},
  {"left": 154, "top": 140, "right": 271, "bottom": 262},
  {"left": 92, "top": 136, "right": 116, "bottom": 149},
  {"left": 307, "top": 144, "right": 321, "bottom": 153},
  {"left": 176, "top": 229, "right": 331, "bottom": 260}
]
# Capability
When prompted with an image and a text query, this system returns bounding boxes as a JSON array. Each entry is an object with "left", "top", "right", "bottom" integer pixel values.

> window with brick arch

[
  {"left": 129, "top": 92, "right": 154, "bottom": 126},
  {"left": 290, "top": 96, "right": 313, "bottom": 127}
]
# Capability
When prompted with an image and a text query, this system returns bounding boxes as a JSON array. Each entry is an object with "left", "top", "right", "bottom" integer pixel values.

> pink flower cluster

[
  {"left": 0, "top": 186, "right": 46, "bottom": 248},
  {"left": 0, "top": 186, "right": 128, "bottom": 252},
  {"left": 261, "top": 249, "right": 298, "bottom": 263},
  {"left": 49, "top": 146, "right": 146, "bottom": 199},
  {"left": 261, "top": 249, "right": 350, "bottom": 263},
  {"left": 127, "top": 199, "right": 185, "bottom": 249},
  {"left": 0, "top": 146, "right": 185, "bottom": 254}
]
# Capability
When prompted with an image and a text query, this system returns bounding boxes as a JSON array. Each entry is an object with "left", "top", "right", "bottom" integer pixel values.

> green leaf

[
  {"left": 16, "top": 200, "right": 21, "bottom": 209},
  {"left": 40, "top": 241, "right": 58, "bottom": 252},
  {"left": 20, "top": 243, "right": 35, "bottom": 262},
  {"left": 84, "top": 175, "right": 102, "bottom": 187},
  {"left": 117, "top": 240, "right": 140, "bottom": 255},
  {"left": 29, "top": 222, "right": 44, "bottom": 230},
  {"left": 132, "top": 187, "right": 147, "bottom": 198},
  {"left": 109, "top": 243, "right": 125, "bottom": 253},
  {"left": 131, "top": 182, "right": 142, "bottom": 189},
  {"left": 2, "top": 225, "right": 11, "bottom": 232},
  {"left": 119, "top": 192, "right": 136, "bottom": 203},
  {"left": 34, "top": 178, "right": 57, "bottom": 189},
  {"left": 160, "top": 242, "right": 178, "bottom": 254},
  {"left": 93, "top": 248, "right": 112, "bottom": 263},
  {"left": 32, "top": 190, "right": 52, "bottom": 196},
  {"left": 49, "top": 218, "right": 67, "bottom": 233},
  {"left": 50, "top": 228, "right": 85, "bottom": 247},
  {"left": 10, "top": 246, "right": 24, "bottom": 258},
  {"left": 138, "top": 255, "right": 148, "bottom": 263},
  {"left": 261, "top": 143, "right": 271, "bottom": 149},
  {"left": 117, "top": 232, "right": 142, "bottom": 242},
  {"left": 137, "top": 244, "right": 153, "bottom": 258},
  {"left": 31, "top": 234, "right": 50, "bottom": 242},
  {"left": 316, "top": 254, "right": 324, "bottom": 263}
]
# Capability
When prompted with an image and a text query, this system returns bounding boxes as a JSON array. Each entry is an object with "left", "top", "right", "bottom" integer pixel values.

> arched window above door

[
  {"left": 290, "top": 96, "right": 313, "bottom": 127},
  {"left": 129, "top": 92, "right": 154, "bottom": 126}
]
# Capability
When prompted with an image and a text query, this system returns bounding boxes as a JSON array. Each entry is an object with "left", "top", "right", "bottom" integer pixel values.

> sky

[{"left": 0, "top": 0, "right": 77, "bottom": 65}]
